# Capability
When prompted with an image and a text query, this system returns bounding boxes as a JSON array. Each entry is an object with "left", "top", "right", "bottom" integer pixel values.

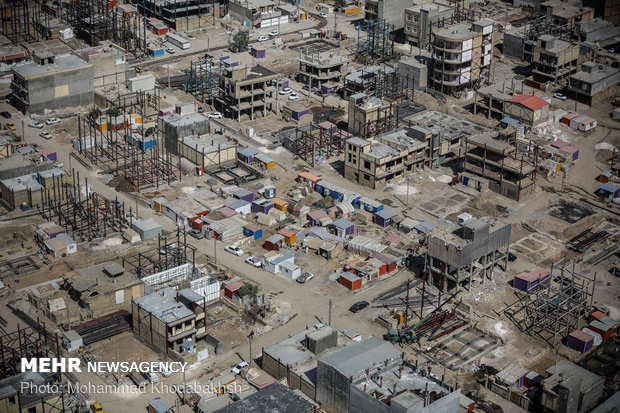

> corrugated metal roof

[{"left": 507, "top": 94, "right": 549, "bottom": 110}]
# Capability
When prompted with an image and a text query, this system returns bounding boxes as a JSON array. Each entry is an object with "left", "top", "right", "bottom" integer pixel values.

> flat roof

[
  {"left": 434, "top": 23, "right": 477, "bottom": 40},
  {"left": 213, "top": 382, "right": 313, "bottom": 413},
  {"left": 134, "top": 287, "right": 195, "bottom": 323},
  {"left": 179, "top": 133, "right": 234, "bottom": 153},
  {"left": 570, "top": 64, "right": 619, "bottom": 84},
  {"left": 319, "top": 336, "right": 401, "bottom": 378},
  {"left": 1, "top": 173, "right": 43, "bottom": 192},
  {"left": 13, "top": 54, "right": 91, "bottom": 79}
]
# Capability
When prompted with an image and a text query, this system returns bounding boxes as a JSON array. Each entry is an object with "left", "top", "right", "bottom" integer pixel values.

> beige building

[
  {"left": 213, "top": 64, "right": 278, "bottom": 122},
  {"left": 177, "top": 133, "right": 237, "bottom": 170},
  {"left": 568, "top": 62, "right": 620, "bottom": 106},
  {"left": 0, "top": 372, "right": 64, "bottom": 413},
  {"left": 540, "top": 0, "right": 594, "bottom": 28},
  {"left": 132, "top": 287, "right": 197, "bottom": 354},
  {"left": 532, "top": 35, "right": 580, "bottom": 86},
  {"left": 344, "top": 128, "right": 427, "bottom": 189},
  {"left": 297, "top": 50, "right": 349, "bottom": 90},
  {"left": 347, "top": 93, "right": 395, "bottom": 138},
  {"left": 431, "top": 19, "right": 494, "bottom": 95},
  {"left": 405, "top": 2, "right": 453, "bottom": 48}
]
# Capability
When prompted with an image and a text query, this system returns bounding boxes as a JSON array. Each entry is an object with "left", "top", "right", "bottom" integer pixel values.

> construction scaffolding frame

[
  {"left": 62, "top": 0, "right": 146, "bottom": 54},
  {"left": 504, "top": 259, "right": 596, "bottom": 348},
  {"left": 37, "top": 170, "right": 131, "bottom": 242},
  {"left": 75, "top": 90, "right": 182, "bottom": 192},
  {"left": 122, "top": 230, "right": 197, "bottom": 277},
  {"left": 185, "top": 58, "right": 215, "bottom": 106},
  {"left": 360, "top": 102, "right": 399, "bottom": 140},
  {"left": 344, "top": 68, "right": 416, "bottom": 101},
  {"left": 293, "top": 123, "right": 348, "bottom": 167},
  {"left": 0, "top": 0, "right": 41, "bottom": 44},
  {"left": 355, "top": 19, "right": 396, "bottom": 64},
  {"left": 0, "top": 320, "right": 59, "bottom": 379}
]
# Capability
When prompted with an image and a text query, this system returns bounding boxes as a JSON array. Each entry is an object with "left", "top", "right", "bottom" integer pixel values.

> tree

[
  {"left": 230, "top": 29, "right": 250, "bottom": 53},
  {"left": 88, "top": 107, "right": 102, "bottom": 120},
  {"left": 106, "top": 107, "right": 120, "bottom": 117},
  {"left": 334, "top": 0, "right": 346, "bottom": 10},
  {"left": 238, "top": 283, "right": 260, "bottom": 298}
]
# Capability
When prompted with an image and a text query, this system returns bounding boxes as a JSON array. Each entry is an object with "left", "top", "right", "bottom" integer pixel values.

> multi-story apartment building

[
  {"left": 365, "top": 0, "right": 413, "bottom": 30},
  {"left": 297, "top": 51, "right": 349, "bottom": 90},
  {"left": 540, "top": 0, "right": 594, "bottom": 29},
  {"left": 430, "top": 19, "right": 494, "bottom": 95},
  {"left": 404, "top": 2, "right": 453, "bottom": 48},
  {"left": 344, "top": 128, "right": 427, "bottom": 189},
  {"left": 568, "top": 62, "right": 620, "bottom": 106},
  {"left": 11, "top": 53, "right": 93, "bottom": 114},
  {"left": 229, "top": 0, "right": 287, "bottom": 28},
  {"left": 532, "top": 35, "right": 580, "bottom": 86},
  {"left": 347, "top": 93, "right": 394, "bottom": 138},
  {"left": 213, "top": 64, "right": 278, "bottom": 122}
]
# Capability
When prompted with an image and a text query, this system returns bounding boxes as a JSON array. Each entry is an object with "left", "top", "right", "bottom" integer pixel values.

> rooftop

[
  {"left": 570, "top": 63, "right": 619, "bottom": 84},
  {"left": 0, "top": 173, "right": 43, "bottom": 192},
  {"left": 179, "top": 133, "right": 234, "bottom": 153},
  {"left": 213, "top": 382, "right": 313, "bottom": 413},
  {"left": 13, "top": 53, "right": 91, "bottom": 78},
  {"left": 507, "top": 94, "right": 549, "bottom": 110},
  {"left": 319, "top": 336, "right": 401, "bottom": 379},
  {"left": 134, "top": 287, "right": 195, "bottom": 323},
  {"left": 545, "top": 360, "right": 603, "bottom": 395},
  {"left": 298, "top": 51, "right": 350, "bottom": 67},
  {"left": 434, "top": 23, "right": 477, "bottom": 40}
]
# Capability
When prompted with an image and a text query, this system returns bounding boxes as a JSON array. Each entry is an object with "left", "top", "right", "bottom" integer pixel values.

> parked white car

[
  {"left": 279, "top": 87, "right": 292, "bottom": 95},
  {"left": 40, "top": 131, "right": 52, "bottom": 140},
  {"left": 225, "top": 245, "right": 243, "bottom": 256},
  {"left": 318, "top": 12, "right": 327, "bottom": 18},
  {"left": 28, "top": 120, "right": 44, "bottom": 128},
  {"left": 257, "top": 36, "right": 269, "bottom": 42},
  {"left": 553, "top": 93, "right": 567, "bottom": 100},
  {"left": 245, "top": 256, "right": 261, "bottom": 267},
  {"left": 45, "top": 117, "right": 61, "bottom": 125},
  {"left": 289, "top": 92, "right": 299, "bottom": 100},
  {"left": 268, "top": 30, "right": 279, "bottom": 37},
  {"left": 166, "top": 47, "right": 175, "bottom": 54},
  {"left": 208, "top": 112, "right": 223, "bottom": 118},
  {"left": 232, "top": 361, "right": 249, "bottom": 374}
]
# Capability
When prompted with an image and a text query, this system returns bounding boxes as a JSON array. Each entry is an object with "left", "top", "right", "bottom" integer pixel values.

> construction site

[{"left": 0, "top": 0, "right": 618, "bottom": 411}]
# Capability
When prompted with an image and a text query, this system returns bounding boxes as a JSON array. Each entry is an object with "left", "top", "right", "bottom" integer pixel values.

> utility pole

[{"left": 328, "top": 299, "right": 332, "bottom": 326}]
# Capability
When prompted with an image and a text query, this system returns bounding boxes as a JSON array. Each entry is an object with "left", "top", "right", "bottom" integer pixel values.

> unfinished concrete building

[
  {"left": 229, "top": 0, "right": 287, "bottom": 29},
  {"left": 463, "top": 132, "right": 538, "bottom": 200},
  {"left": 532, "top": 35, "right": 579, "bottom": 87},
  {"left": 160, "top": 112, "right": 211, "bottom": 153},
  {"left": 177, "top": 133, "right": 238, "bottom": 171},
  {"left": 347, "top": 93, "right": 396, "bottom": 138},
  {"left": 138, "top": 0, "right": 224, "bottom": 30},
  {"left": 11, "top": 53, "right": 93, "bottom": 114},
  {"left": 74, "top": 42, "right": 128, "bottom": 87},
  {"left": 365, "top": 0, "right": 413, "bottom": 30},
  {"left": 541, "top": 360, "right": 604, "bottom": 413},
  {"left": 316, "top": 336, "right": 461, "bottom": 413},
  {"left": 132, "top": 286, "right": 197, "bottom": 355},
  {"left": 542, "top": 0, "right": 594, "bottom": 29},
  {"left": 213, "top": 64, "right": 278, "bottom": 122},
  {"left": 582, "top": 0, "right": 620, "bottom": 24},
  {"left": 344, "top": 129, "right": 427, "bottom": 189},
  {"left": 568, "top": 62, "right": 620, "bottom": 106},
  {"left": 430, "top": 19, "right": 494, "bottom": 96},
  {"left": 404, "top": 110, "right": 488, "bottom": 167},
  {"left": 425, "top": 218, "right": 511, "bottom": 291},
  {"left": 297, "top": 51, "right": 349, "bottom": 91},
  {"left": 405, "top": 2, "right": 454, "bottom": 48}
]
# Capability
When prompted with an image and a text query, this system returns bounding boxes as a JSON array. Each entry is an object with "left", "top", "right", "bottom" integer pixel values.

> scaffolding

[
  {"left": 289, "top": 123, "right": 349, "bottom": 167},
  {"left": 37, "top": 170, "right": 131, "bottom": 242},
  {"left": 122, "top": 230, "right": 197, "bottom": 277},
  {"left": 355, "top": 19, "right": 395, "bottom": 63},
  {"left": 344, "top": 67, "right": 415, "bottom": 101},
  {"left": 62, "top": 0, "right": 146, "bottom": 54},
  {"left": 0, "top": 0, "right": 41, "bottom": 43},
  {"left": 0, "top": 319, "right": 59, "bottom": 379},
  {"left": 504, "top": 259, "right": 596, "bottom": 347},
  {"left": 184, "top": 58, "right": 215, "bottom": 105},
  {"left": 75, "top": 90, "right": 182, "bottom": 192}
]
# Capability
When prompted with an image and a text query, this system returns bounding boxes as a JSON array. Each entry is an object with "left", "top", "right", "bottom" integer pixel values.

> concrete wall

[
  {"left": 398, "top": 58, "right": 427, "bottom": 91},
  {"left": 503, "top": 32, "right": 525, "bottom": 60},
  {"left": 23, "top": 65, "right": 93, "bottom": 114},
  {"left": 316, "top": 360, "right": 352, "bottom": 413},
  {"left": 161, "top": 116, "right": 211, "bottom": 154},
  {"left": 132, "top": 302, "right": 168, "bottom": 353},
  {"left": 349, "top": 384, "right": 389, "bottom": 413},
  {"left": 85, "top": 282, "right": 144, "bottom": 318},
  {"left": 375, "top": 0, "right": 411, "bottom": 30}
]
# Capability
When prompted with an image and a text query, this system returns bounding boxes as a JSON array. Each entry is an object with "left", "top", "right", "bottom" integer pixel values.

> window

[
  {"left": 413, "top": 16, "right": 419, "bottom": 22},
  {"left": 364, "top": 160, "right": 371, "bottom": 169},
  {"left": 8, "top": 395, "right": 16, "bottom": 405},
  {"left": 29, "top": 408, "right": 37, "bottom": 413},
  {"left": 407, "top": 15, "right": 412, "bottom": 21},
  {"left": 363, "top": 173, "right": 370, "bottom": 181},
  {"left": 348, "top": 153, "right": 352, "bottom": 163}
]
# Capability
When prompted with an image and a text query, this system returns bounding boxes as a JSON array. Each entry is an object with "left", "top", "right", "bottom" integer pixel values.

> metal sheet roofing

[{"left": 507, "top": 95, "right": 549, "bottom": 110}]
